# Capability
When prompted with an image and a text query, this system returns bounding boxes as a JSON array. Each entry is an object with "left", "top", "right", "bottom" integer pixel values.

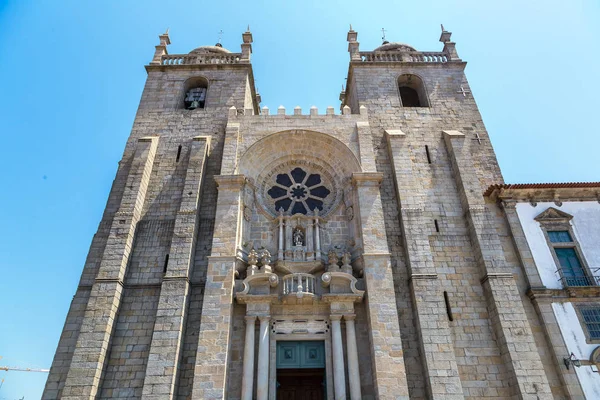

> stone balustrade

[
  {"left": 282, "top": 273, "right": 317, "bottom": 296},
  {"left": 161, "top": 53, "right": 246, "bottom": 65},
  {"left": 359, "top": 50, "right": 448, "bottom": 63}
]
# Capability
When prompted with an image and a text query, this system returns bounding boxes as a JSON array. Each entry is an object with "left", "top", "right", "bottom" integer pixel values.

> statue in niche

[{"left": 293, "top": 227, "right": 304, "bottom": 246}]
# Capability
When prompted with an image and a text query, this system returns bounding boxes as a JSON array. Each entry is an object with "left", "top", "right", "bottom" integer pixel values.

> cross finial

[
  {"left": 217, "top": 29, "right": 224, "bottom": 44},
  {"left": 381, "top": 27, "right": 387, "bottom": 42}
]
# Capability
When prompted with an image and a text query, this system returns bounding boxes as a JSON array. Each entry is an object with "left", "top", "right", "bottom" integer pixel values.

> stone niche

[{"left": 275, "top": 211, "right": 325, "bottom": 275}]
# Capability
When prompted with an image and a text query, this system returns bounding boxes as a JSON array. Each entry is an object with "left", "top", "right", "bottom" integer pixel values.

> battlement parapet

[{"left": 227, "top": 105, "right": 367, "bottom": 118}]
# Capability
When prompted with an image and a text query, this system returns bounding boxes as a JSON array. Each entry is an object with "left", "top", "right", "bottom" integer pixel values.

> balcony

[
  {"left": 282, "top": 273, "right": 317, "bottom": 302},
  {"left": 561, "top": 275, "right": 600, "bottom": 288}
]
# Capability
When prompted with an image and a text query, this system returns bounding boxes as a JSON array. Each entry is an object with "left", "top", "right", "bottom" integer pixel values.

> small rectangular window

[
  {"left": 548, "top": 230, "right": 572, "bottom": 243},
  {"left": 579, "top": 306, "right": 600, "bottom": 340}
]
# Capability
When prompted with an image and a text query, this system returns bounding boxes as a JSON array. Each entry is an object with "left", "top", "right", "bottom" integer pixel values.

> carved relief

[{"left": 272, "top": 319, "right": 329, "bottom": 335}]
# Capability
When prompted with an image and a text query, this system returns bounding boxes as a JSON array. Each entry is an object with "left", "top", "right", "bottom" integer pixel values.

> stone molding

[
  {"left": 351, "top": 172, "right": 383, "bottom": 186},
  {"left": 214, "top": 174, "right": 247, "bottom": 189}
]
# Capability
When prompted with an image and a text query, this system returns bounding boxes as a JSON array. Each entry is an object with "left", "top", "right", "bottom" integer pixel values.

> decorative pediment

[{"left": 534, "top": 207, "right": 573, "bottom": 222}]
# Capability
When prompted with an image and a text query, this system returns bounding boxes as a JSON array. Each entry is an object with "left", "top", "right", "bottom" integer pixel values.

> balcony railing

[
  {"left": 282, "top": 273, "right": 317, "bottom": 296},
  {"left": 161, "top": 53, "right": 246, "bottom": 66},
  {"left": 561, "top": 275, "right": 600, "bottom": 287},
  {"left": 359, "top": 51, "right": 448, "bottom": 63}
]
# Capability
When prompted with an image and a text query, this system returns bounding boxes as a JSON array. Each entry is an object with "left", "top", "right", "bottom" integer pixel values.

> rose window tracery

[{"left": 267, "top": 167, "right": 331, "bottom": 215}]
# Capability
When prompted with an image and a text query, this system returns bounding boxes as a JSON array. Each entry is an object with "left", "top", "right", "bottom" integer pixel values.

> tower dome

[
  {"left": 189, "top": 44, "right": 232, "bottom": 54},
  {"left": 373, "top": 42, "right": 416, "bottom": 52}
]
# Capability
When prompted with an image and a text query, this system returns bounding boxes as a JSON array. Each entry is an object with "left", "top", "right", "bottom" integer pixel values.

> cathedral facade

[{"left": 43, "top": 27, "right": 600, "bottom": 400}]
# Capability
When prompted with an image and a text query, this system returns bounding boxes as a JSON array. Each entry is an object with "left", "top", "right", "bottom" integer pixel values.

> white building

[{"left": 488, "top": 182, "right": 600, "bottom": 399}]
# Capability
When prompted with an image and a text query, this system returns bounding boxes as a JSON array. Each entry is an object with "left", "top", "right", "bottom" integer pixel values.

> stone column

[
  {"left": 278, "top": 212, "right": 284, "bottom": 260},
  {"left": 241, "top": 316, "right": 257, "bottom": 400},
  {"left": 257, "top": 316, "right": 270, "bottom": 400},
  {"left": 285, "top": 219, "right": 292, "bottom": 253},
  {"left": 344, "top": 315, "right": 362, "bottom": 400},
  {"left": 314, "top": 215, "right": 321, "bottom": 260},
  {"left": 443, "top": 130, "right": 553, "bottom": 399},
  {"left": 306, "top": 220, "right": 314, "bottom": 260},
  {"left": 330, "top": 315, "right": 346, "bottom": 400},
  {"left": 142, "top": 136, "right": 210, "bottom": 400},
  {"left": 61, "top": 136, "right": 158, "bottom": 400}
]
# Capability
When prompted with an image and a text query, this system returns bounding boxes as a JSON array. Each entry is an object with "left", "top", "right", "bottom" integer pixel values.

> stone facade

[{"left": 42, "top": 26, "right": 597, "bottom": 399}]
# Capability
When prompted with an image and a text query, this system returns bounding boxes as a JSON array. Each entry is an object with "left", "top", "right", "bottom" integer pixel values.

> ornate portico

[{"left": 236, "top": 254, "right": 364, "bottom": 400}]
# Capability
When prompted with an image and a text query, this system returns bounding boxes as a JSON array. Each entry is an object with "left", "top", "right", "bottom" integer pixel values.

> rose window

[{"left": 267, "top": 167, "right": 331, "bottom": 215}]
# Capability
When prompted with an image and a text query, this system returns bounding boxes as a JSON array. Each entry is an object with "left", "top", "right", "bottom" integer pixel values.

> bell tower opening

[
  {"left": 183, "top": 76, "right": 208, "bottom": 110},
  {"left": 276, "top": 341, "right": 326, "bottom": 400},
  {"left": 398, "top": 73, "right": 429, "bottom": 107}
]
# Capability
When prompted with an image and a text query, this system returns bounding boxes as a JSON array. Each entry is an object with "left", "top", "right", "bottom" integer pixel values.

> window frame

[
  {"left": 575, "top": 303, "right": 600, "bottom": 344},
  {"left": 535, "top": 209, "right": 593, "bottom": 287}
]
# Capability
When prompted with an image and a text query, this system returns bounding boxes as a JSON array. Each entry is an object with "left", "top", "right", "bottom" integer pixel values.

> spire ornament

[{"left": 381, "top": 27, "right": 388, "bottom": 44}]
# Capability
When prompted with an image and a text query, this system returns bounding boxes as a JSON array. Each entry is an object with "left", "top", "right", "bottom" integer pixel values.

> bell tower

[
  {"left": 342, "top": 26, "right": 554, "bottom": 399},
  {"left": 43, "top": 29, "right": 260, "bottom": 400}
]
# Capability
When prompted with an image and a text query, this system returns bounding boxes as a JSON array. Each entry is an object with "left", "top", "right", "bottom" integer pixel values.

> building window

[
  {"left": 548, "top": 230, "right": 572, "bottom": 243},
  {"left": 398, "top": 74, "right": 428, "bottom": 107},
  {"left": 183, "top": 76, "right": 208, "bottom": 110},
  {"left": 535, "top": 208, "right": 595, "bottom": 287},
  {"left": 554, "top": 247, "right": 587, "bottom": 286},
  {"left": 578, "top": 305, "right": 600, "bottom": 341}
]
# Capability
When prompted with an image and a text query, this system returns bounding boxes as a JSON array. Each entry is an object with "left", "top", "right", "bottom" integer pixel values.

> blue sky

[{"left": 0, "top": 0, "right": 598, "bottom": 398}]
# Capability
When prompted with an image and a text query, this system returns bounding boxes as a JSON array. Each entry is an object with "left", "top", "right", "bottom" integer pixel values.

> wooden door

[{"left": 277, "top": 369, "right": 325, "bottom": 400}]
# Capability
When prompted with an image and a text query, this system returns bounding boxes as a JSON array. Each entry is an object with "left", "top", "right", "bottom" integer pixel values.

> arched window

[
  {"left": 183, "top": 77, "right": 208, "bottom": 110},
  {"left": 398, "top": 74, "right": 428, "bottom": 107}
]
